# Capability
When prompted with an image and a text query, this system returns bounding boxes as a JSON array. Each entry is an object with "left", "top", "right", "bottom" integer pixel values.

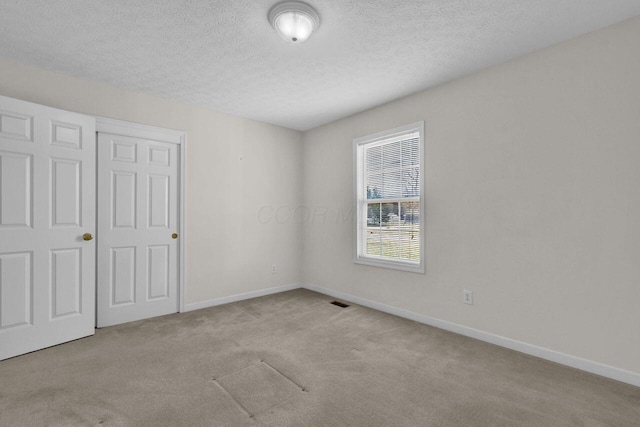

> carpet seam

[
  {"left": 260, "top": 360, "right": 305, "bottom": 391},
  {"left": 211, "top": 378, "right": 253, "bottom": 418}
]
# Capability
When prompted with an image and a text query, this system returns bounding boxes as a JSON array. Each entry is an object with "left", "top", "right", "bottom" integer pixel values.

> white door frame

[{"left": 95, "top": 117, "right": 187, "bottom": 313}]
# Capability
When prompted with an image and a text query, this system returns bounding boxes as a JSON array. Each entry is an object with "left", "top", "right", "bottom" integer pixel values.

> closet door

[
  {"left": 0, "top": 95, "right": 96, "bottom": 360},
  {"left": 97, "top": 132, "right": 179, "bottom": 327}
]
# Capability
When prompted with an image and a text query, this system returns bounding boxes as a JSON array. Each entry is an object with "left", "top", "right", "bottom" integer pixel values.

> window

[{"left": 354, "top": 122, "right": 424, "bottom": 273}]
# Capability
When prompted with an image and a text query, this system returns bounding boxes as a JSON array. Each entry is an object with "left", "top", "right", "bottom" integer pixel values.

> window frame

[{"left": 354, "top": 121, "right": 425, "bottom": 273}]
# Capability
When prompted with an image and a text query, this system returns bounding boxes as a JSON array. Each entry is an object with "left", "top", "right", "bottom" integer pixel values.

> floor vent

[{"left": 330, "top": 301, "right": 350, "bottom": 308}]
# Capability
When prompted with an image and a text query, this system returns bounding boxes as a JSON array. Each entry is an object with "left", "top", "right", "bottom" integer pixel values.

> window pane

[
  {"left": 382, "top": 140, "right": 402, "bottom": 169},
  {"left": 402, "top": 137, "right": 420, "bottom": 167},
  {"left": 399, "top": 232, "right": 420, "bottom": 261},
  {"left": 383, "top": 169, "right": 403, "bottom": 199},
  {"left": 380, "top": 202, "right": 398, "bottom": 225},
  {"left": 367, "top": 203, "right": 381, "bottom": 226},
  {"left": 366, "top": 173, "right": 383, "bottom": 200},
  {"left": 366, "top": 228, "right": 382, "bottom": 257},
  {"left": 400, "top": 201, "right": 420, "bottom": 230},
  {"left": 364, "top": 201, "right": 420, "bottom": 262},
  {"left": 365, "top": 135, "right": 420, "bottom": 201},
  {"left": 379, "top": 229, "right": 400, "bottom": 259},
  {"left": 366, "top": 202, "right": 382, "bottom": 255},
  {"left": 367, "top": 145, "right": 382, "bottom": 172},
  {"left": 402, "top": 167, "right": 419, "bottom": 197},
  {"left": 400, "top": 201, "right": 420, "bottom": 262}
]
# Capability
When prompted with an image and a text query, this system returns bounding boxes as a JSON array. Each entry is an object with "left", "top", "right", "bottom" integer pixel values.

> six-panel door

[
  {"left": 97, "top": 133, "right": 179, "bottom": 327},
  {"left": 0, "top": 95, "right": 96, "bottom": 360}
]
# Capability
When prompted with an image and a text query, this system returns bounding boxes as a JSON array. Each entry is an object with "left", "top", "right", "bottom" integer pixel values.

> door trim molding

[
  {"left": 96, "top": 117, "right": 187, "bottom": 313},
  {"left": 96, "top": 117, "right": 183, "bottom": 144}
]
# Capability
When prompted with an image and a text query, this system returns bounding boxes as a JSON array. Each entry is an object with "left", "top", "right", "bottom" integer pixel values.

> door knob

[
  {"left": 172, "top": 233, "right": 178, "bottom": 239},
  {"left": 83, "top": 233, "right": 93, "bottom": 241}
]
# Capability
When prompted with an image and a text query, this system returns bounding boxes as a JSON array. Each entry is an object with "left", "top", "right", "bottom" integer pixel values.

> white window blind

[{"left": 355, "top": 122, "right": 424, "bottom": 273}]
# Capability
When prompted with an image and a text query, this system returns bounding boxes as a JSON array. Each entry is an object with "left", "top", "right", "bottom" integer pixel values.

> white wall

[
  {"left": 0, "top": 59, "right": 303, "bottom": 306},
  {"left": 302, "top": 16, "right": 640, "bottom": 375}
]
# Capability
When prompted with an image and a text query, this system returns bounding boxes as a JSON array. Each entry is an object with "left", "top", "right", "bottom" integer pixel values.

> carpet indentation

[{"left": 215, "top": 360, "right": 304, "bottom": 417}]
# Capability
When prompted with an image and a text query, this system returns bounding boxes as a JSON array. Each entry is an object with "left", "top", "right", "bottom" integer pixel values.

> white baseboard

[
  {"left": 182, "top": 283, "right": 301, "bottom": 312},
  {"left": 302, "top": 283, "right": 640, "bottom": 388}
]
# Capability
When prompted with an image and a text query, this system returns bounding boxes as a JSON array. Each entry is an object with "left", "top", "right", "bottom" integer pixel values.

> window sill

[{"left": 354, "top": 256, "right": 425, "bottom": 274}]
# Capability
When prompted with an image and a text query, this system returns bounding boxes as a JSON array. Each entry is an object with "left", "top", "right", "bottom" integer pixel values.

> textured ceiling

[{"left": 1, "top": 1, "right": 639, "bottom": 131}]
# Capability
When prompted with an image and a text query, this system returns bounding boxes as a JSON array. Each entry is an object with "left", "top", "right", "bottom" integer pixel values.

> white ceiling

[{"left": 1, "top": 1, "right": 639, "bottom": 131}]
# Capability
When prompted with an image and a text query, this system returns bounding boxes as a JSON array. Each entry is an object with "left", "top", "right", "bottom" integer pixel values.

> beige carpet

[{"left": 0, "top": 289, "right": 638, "bottom": 426}]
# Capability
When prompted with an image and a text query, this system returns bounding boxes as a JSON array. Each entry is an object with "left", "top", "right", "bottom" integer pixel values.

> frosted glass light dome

[{"left": 268, "top": 1, "right": 320, "bottom": 43}]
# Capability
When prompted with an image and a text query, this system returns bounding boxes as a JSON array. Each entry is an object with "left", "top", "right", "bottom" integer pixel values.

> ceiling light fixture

[{"left": 268, "top": 1, "right": 320, "bottom": 44}]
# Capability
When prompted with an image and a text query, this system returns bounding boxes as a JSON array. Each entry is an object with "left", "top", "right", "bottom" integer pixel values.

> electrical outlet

[
  {"left": 463, "top": 290, "right": 473, "bottom": 305},
  {"left": 271, "top": 264, "right": 277, "bottom": 274}
]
